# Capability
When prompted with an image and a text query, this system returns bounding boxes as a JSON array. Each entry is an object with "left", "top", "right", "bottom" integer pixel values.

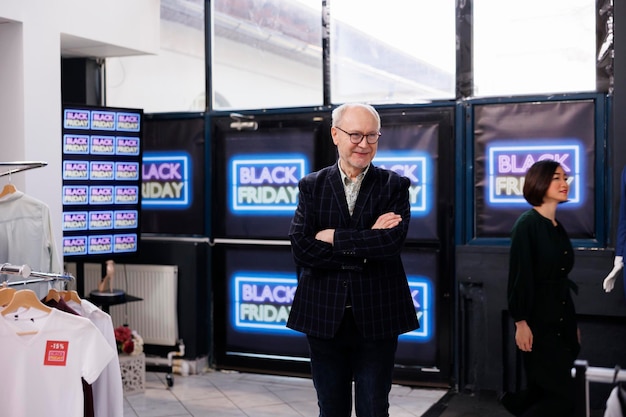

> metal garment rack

[
  {"left": 0, "top": 263, "right": 74, "bottom": 286},
  {"left": 0, "top": 161, "right": 48, "bottom": 178},
  {"left": 572, "top": 359, "right": 626, "bottom": 417}
]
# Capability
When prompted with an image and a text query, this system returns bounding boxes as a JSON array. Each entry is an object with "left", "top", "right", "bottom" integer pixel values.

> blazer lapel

[{"left": 328, "top": 164, "right": 351, "bottom": 225}]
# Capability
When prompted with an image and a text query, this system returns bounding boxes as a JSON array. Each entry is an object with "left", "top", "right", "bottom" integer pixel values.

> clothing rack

[
  {"left": 572, "top": 359, "right": 626, "bottom": 417},
  {"left": 0, "top": 262, "right": 74, "bottom": 286},
  {"left": 0, "top": 161, "right": 48, "bottom": 178}
]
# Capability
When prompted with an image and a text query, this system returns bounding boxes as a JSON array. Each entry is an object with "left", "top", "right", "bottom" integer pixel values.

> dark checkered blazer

[{"left": 287, "top": 163, "right": 420, "bottom": 340}]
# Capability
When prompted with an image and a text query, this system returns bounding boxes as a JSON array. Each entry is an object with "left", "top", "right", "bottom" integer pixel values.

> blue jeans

[{"left": 306, "top": 308, "right": 398, "bottom": 417}]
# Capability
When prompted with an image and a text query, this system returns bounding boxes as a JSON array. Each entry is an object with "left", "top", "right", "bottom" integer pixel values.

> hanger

[
  {"left": 61, "top": 290, "right": 82, "bottom": 304},
  {"left": 613, "top": 365, "right": 621, "bottom": 385},
  {"left": 45, "top": 288, "right": 61, "bottom": 302},
  {"left": 0, "top": 183, "right": 17, "bottom": 199},
  {"left": 1, "top": 289, "right": 52, "bottom": 315},
  {"left": 0, "top": 161, "right": 47, "bottom": 199},
  {"left": 0, "top": 287, "right": 17, "bottom": 307}
]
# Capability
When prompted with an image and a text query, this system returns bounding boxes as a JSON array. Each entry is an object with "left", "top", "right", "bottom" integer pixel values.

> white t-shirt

[
  {"left": 68, "top": 298, "right": 124, "bottom": 417},
  {"left": 0, "top": 307, "right": 115, "bottom": 417}
]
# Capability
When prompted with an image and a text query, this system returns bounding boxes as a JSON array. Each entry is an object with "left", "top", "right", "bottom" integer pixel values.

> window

[
  {"left": 105, "top": 0, "right": 206, "bottom": 113},
  {"left": 105, "top": 1, "right": 603, "bottom": 111},
  {"left": 473, "top": 0, "right": 597, "bottom": 96},
  {"left": 330, "top": 0, "right": 456, "bottom": 104},
  {"left": 211, "top": 0, "right": 323, "bottom": 110}
]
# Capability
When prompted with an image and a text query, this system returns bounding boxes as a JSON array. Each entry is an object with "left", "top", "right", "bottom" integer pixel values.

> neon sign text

[
  {"left": 91, "top": 111, "right": 115, "bottom": 130},
  {"left": 142, "top": 153, "right": 191, "bottom": 208},
  {"left": 114, "top": 234, "right": 138, "bottom": 253},
  {"left": 63, "top": 186, "right": 88, "bottom": 205},
  {"left": 90, "top": 136, "right": 115, "bottom": 154},
  {"left": 399, "top": 276, "right": 433, "bottom": 341},
  {"left": 116, "top": 137, "right": 140, "bottom": 155},
  {"left": 62, "top": 212, "right": 88, "bottom": 231},
  {"left": 116, "top": 113, "right": 140, "bottom": 132},
  {"left": 374, "top": 153, "right": 431, "bottom": 215},
  {"left": 63, "top": 236, "right": 87, "bottom": 255},
  {"left": 63, "top": 110, "right": 90, "bottom": 129},
  {"left": 234, "top": 275, "right": 298, "bottom": 332},
  {"left": 89, "top": 211, "right": 113, "bottom": 229},
  {"left": 230, "top": 156, "right": 307, "bottom": 214},
  {"left": 63, "top": 135, "right": 89, "bottom": 154},
  {"left": 88, "top": 235, "right": 112, "bottom": 254},
  {"left": 487, "top": 142, "right": 582, "bottom": 206}
]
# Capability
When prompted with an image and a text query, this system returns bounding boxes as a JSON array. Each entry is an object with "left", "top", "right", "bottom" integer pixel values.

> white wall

[{"left": 0, "top": 0, "right": 159, "bottom": 270}]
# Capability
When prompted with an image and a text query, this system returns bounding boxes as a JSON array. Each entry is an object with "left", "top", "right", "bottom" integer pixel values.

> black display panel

[
  {"left": 219, "top": 246, "right": 309, "bottom": 361},
  {"left": 213, "top": 116, "right": 322, "bottom": 240},
  {"left": 371, "top": 107, "right": 454, "bottom": 243},
  {"left": 374, "top": 124, "right": 438, "bottom": 240},
  {"left": 215, "top": 245, "right": 440, "bottom": 372},
  {"left": 141, "top": 114, "right": 205, "bottom": 235},
  {"left": 62, "top": 105, "right": 142, "bottom": 259},
  {"left": 396, "top": 249, "right": 439, "bottom": 368},
  {"left": 473, "top": 99, "right": 596, "bottom": 239}
]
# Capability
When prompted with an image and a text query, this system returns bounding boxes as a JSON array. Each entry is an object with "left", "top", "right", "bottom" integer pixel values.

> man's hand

[
  {"left": 515, "top": 320, "right": 533, "bottom": 352},
  {"left": 603, "top": 256, "right": 624, "bottom": 293},
  {"left": 315, "top": 229, "right": 335, "bottom": 245},
  {"left": 371, "top": 212, "right": 402, "bottom": 230}
]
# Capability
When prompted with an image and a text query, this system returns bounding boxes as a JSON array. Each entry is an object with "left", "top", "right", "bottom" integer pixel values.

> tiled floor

[{"left": 123, "top": 370, "right": 448, "bottom": 417}]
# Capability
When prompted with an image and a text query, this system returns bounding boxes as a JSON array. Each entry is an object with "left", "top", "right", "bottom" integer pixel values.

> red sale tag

[{"left": 44, "top": 340, "right": 69, "bottom": 366}]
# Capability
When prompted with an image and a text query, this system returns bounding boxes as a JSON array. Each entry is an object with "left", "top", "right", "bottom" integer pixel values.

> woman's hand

[{"left": 515, "top": 320, "right": 533, "bottom": 352}]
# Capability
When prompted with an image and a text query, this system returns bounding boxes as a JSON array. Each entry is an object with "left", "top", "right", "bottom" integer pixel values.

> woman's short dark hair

[{"left": 523, "top": 160, "right": 561, "bottom": 206}]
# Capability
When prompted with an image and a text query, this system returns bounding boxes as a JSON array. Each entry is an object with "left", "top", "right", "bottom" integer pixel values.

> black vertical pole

[
  {"left": 612, "top": 0, "right": 626, "bottom": 242},
  {"left": 322, "top": 0, "right": 331, "bottom": 106},
  {"left": 456, "top": 0, "right": 473, "bottom": 99},
  {"left": 205, "top": 0, "right": 213, "bottom": 113}
]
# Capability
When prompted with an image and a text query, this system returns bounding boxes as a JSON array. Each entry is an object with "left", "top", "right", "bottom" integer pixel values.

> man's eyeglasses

[{"left": 335, "top": 126, "right": 381, "bottom": 144}]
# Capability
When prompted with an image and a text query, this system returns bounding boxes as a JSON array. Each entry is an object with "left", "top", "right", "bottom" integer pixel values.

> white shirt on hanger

[
  {"left": 0, "top": 307, "right": 115, "bottom": 417},
  {"left": 0, "top": 191, "right": 62, "bottom": 278},
  {"left": 67, "top": 298, "right": 124, "bottom": 417}
]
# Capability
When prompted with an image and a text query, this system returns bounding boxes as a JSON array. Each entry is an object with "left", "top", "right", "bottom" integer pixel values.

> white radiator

[{"left": 82, "top": 263, "right": 179, "bottom": 346}]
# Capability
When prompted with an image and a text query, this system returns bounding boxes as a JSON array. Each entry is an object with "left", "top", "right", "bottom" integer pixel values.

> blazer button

[{"left": 343, "top": 281, "right": 348, "bottom": 287}]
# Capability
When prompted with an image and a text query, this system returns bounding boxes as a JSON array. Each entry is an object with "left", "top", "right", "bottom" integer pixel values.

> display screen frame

[
  {"left": 140, "top": 113, "right": 206, "bottom": 236},
  {"left": 463, "top": 93, "right": 608, "bottom": 246},
  {"left": 212, "top": 244, "right": 449, "bottom": 383},
  {"left": 61, "top": 104, "right": 143, "bottom": 260},
  {"left": 376, "top": 106, "right": 455, "bottom": 243},
  {"left": 211, "top": 111, "right": 328, "bottom": 241}
]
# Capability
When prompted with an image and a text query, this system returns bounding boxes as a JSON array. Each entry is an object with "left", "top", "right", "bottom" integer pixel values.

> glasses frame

[{"left": 335, "top": 126, "right": 381, "bottom": 144}]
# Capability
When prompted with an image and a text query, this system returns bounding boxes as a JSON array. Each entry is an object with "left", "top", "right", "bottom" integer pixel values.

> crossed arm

[{"left": 314, "top": 212, "right": 402, "bottom": 244}]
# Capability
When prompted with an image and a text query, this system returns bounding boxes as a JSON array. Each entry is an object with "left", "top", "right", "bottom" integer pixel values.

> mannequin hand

[{"left": 603, "top": 256, "right": 624, "bottom": 292}]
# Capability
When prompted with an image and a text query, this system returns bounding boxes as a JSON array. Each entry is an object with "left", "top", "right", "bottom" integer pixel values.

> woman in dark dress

[{"left": 501, "top": 160, "right": 580, "bottom": 417}]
